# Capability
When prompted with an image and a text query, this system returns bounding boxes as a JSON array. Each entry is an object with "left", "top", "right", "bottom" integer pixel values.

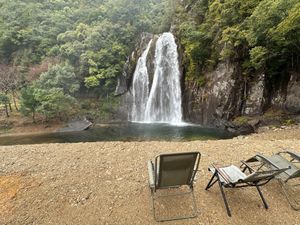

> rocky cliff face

[
  {"left": 182, "top": 59, "right": 300, "bottom": 132},
  {"left": 183, "top": 63, "right": 237, "bottom": 125}
]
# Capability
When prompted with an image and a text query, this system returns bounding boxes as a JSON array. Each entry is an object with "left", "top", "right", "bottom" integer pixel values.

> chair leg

[
  {"left": 241, "top": 166, "right": 247, "bottom": 173},
  {"left": 191, "top": 188, "right": 198, "bottom": 218},
  {"left": 217, "top": 175, "right": 232, "bottom": 217},
  {"left": 205, "top": 173, "right": 218, "bottom": 190},
  {"left": 255, "top": 185, "right": 268, "bottom": 209},
  {"left": 149, "top": 187, "right": 158, "bottom": 221},
  {"left": 278, "top": 179, "right": 300, "bottom": 211},
  {"left": 150, "top": 188, "right": 198, "bottom": 222}
]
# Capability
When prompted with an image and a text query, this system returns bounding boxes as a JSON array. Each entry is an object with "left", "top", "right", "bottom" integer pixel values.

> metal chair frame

[
  {"left": 246, "top": 151, "right": 300, "bottom": 210},
  {"left": 205, "top": 161, "right": 289, "bottom": 217},
  {"left": 148, "top": 152, "right": 201, "bottom": 222}
]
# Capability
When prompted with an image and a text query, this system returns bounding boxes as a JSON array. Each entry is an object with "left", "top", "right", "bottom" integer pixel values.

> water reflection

[{"left": 0, "top": 122, "right": 235, "bottom": 146}]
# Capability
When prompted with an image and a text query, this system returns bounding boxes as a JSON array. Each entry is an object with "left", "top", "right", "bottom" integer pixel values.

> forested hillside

[
  {"left": 0, "top": 0, "right": 172, "bottom": 122},
  {"left": 174, "top": 0, "right": 300, "bottom": 84},
  {"left": 171, "top": 0, "right": 300, "bottom": 127},
  {"left": 0, "top": 0, "right": 299, "bottom": 126}
]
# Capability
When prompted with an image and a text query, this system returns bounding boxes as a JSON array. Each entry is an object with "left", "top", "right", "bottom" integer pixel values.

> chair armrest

[
  {"left": 242, "top": 166, "right": 290, "bottom": 184},
  {"left": 148, "top": 160, "right": 155, "bottom": 188},
  {"left": 210, "top": 164, "right": 231, "bottom": 184},
  {"left": 240, "top": 160, "right": 255, "bottom": 172},
  {"left": 277, "top": 151, "right": 300, "bottom": 164}
]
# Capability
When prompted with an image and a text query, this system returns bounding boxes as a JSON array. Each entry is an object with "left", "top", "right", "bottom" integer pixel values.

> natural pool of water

[{"left": 0, "top": 122, "right": 235, "bottom": 146}]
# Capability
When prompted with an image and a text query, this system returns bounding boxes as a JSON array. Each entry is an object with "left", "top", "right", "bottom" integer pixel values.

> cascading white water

[
  {"left": 131, "top": 40, "right": 152, "bottom": 121},
  {"left": 144, "top": 32, "right": 182, "bottom": 123},
  {"left": 131, "top": 32, "right": 182, "bottom": 124}
]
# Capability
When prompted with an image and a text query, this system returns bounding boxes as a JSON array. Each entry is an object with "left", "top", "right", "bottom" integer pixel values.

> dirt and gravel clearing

[{"left": 0, "top": 126, "right": 299, "bottom": 225}]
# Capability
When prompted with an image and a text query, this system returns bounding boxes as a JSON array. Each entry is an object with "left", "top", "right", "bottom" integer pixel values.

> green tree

[
  {"left": 34, "top": 88, "right": 77, "bottom": 121},
  {"left": 249, "top": 46, "right": 269, "bottom": 70},
  {"left": 175, "top": 0, "right": 300, "bottom": 83},
  {"left": 38, "top": 64, "right": 80, "bottom": 94},
  {"left": 20, "top": 63, "right": 79, "bottom": 121},
  {"left": 20, "top": 86, "right": 40, "bottom": 122}
]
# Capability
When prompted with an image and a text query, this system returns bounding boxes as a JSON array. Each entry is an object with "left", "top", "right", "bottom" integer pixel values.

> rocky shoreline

[{"left": 0, "top": 125, "right": 299, "bottom": 225}]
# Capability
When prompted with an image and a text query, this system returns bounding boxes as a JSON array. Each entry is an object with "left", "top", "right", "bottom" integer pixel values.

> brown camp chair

[
  {"left": 205, "top": 161, "right": 289, "bottom": 216},
  {"left": 246, "top": 150, "right": 300, "bottom": 210},
  {"left": 147, "top": 152, "right": 201, "bottom": 222}
]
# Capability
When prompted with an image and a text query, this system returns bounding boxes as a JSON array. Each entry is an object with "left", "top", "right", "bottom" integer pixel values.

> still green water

[{"left": 0, "top": 123, "right": 235, "bottom": 146}]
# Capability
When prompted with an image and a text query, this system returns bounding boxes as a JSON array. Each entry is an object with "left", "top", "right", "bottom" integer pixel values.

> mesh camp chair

[
  {"left": 147, "top": 152, "right": 201, "bottom": 222},
  {"left": 205, "top": 161, "right": 289, "bottom": 216},
  {"left": 246, "top": 150, "right": 300, "bottom": 210}
]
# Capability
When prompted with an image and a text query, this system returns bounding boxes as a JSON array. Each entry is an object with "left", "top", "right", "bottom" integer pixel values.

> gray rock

[
  {"left": 248, "top": 119, "right": 261, "bottom": 128},
  {"left": 57, "top": 118, "right": 92, "bottom": 132},
  {"left": 285, "top": 72, "right": 300, "bottom": 113},
  {"left": 243, "top": 74, "right": 265, "bottom": 115}
]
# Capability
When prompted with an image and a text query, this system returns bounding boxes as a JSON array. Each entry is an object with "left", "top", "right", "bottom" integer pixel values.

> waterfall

[
  {"left": 144, "top": 32, "right": 182, "bottom": 123},
  {"left": 131, "top": 32, "right": 182, "bottom": 124},
  {"left": 131, "top": 40, "right": 152, "bottom": 121}
]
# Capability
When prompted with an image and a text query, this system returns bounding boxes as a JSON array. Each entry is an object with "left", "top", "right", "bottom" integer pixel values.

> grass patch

[{"left": 282, "top": 119, "right": 296, "bottom": 126}]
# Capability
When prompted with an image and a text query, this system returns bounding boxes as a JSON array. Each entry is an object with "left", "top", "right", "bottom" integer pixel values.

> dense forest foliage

[
  {"left": 0, "top": 0, "right": 299, "bottom": 123},
  {"left": 174, "top": 0, "right": 300, "bottom": 85},
  {"left": 0, "top": 0, "right": 172, "bottom": 121}
]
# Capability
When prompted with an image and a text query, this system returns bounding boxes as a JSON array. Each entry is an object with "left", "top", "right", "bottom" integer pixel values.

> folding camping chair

[
  {"left": 147, "top": 152, "right": 201, "bottom": 222},
  {"left": 205, "top": 161, "right": 289, "bottom": 216},
  {"left": 246, "top": 150, "right": 300, "bottom": 210}
]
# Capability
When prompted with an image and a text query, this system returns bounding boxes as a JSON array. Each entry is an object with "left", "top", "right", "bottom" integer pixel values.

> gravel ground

[{"left": 0, "top": 126, "right": 299, "bottom": 225}]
